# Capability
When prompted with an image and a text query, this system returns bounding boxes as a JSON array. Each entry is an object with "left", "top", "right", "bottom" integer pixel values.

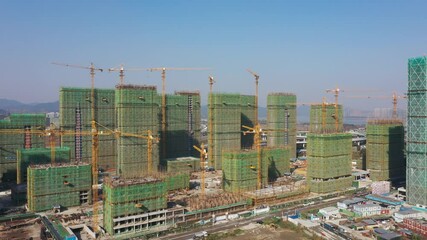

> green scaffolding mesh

[
  {"left": 165, "top": 92, "right": 201, "bottom": 160},
  {"left": 166, "top": 157, "right": 200, "bottom": 173},
  {"left": 165, "top": 172, "right": 190, "bottom": 191},
  {"left": 59, "top": 87, "right": 116, "bottom": 171},
  {"left": 309, "top": 104, "right": 343, "bottom": 133},
  {"left": 208, "top": 93, "right": 241, "bottom": 170},
  {"left": 27, "top": 163, "right": 92, "bottom": 212},
  {"left": 407, "top": 56, "right": 427, "bottom": 206},
  {"left": 240, "top": 95, "right": 256, "bottom": 149},
  {"left": 264, "top": 147, "right": 290, "bottom": 182},
  {"left": 115, "top": 85, "right": 161, "bottom": 179},
  {"left": 307, "top": 133, "right": 352, "bottom": 193},
  {"left": 103, "top": 177, "right": 167, "bottom": 235},
  {"left": 267, "top": 93, "right": 297, "bottom": 158},
  {"left": 0, "top": 114, "right": 46, "bottom": 183},
  {"left": 16, "top": 147, "right": 71, "bottom": 184},
  {"left": 366, "top": 120, "right": 405, "bottom": 181}
]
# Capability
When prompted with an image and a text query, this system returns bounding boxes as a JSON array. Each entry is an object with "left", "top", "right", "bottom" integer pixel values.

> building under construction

[
  {"left": 407, "top": 56, "right": 427, "bottom": 207},
  {"left": 307, "top": 104, "right": 353, "bottom": 193},
  {"left": 366, "top": 119, "right": 405, "bottom": 182},
  {"left": 267, "top": 93, "right": 297, "bottom": 157},
  {"left": 0, "top": 114, "right": 46, "bottom": 182},
  {"left": 240, "top": 95, "right": 256, "bottom": 149},
  {"left": 59, "top": 87, "right": 116, "bottom": 170},
  {"left": 27, "top": 163, "right": 92, "bottom": 212},
  {"left": 115, "top": 85, "right": 160, "bottom": 178}
]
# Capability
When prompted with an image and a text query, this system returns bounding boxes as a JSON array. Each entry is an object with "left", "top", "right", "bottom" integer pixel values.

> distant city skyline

[{"left": 1, "top": 0, "right": 426, "bottom": 111}]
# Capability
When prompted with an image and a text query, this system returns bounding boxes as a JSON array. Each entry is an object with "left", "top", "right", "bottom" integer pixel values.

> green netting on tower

[
  {"left": 366, "top": 120, "right": 405, "bottom": 181},
  {"left": 0, "top": 114, "right": 46, "bottom": 183},
  {"left": 309, "top": 104, "right": 343, "bottom": 133},
  {"left": 240, "top": 95, "right": 256, "bottom": 149},
  {"left": 267, "top": 93, "right": 297, "bottom": 158},
  {"left": 27, "top": 163, "right": 92, "bottom": 212},
  {"left": 222, "top": 150, "right": 268, "bottom": 193},
  {"left": 309, "top": 176, "right": 353, "bottom": 193},
  {"left": 264, "top": 147, "right": 290, "bottom": 182},
  {"left": 307, "top": 133, "right": 352, "bottom": 193},
  {"left": 407, "top": 56, "right": 427, "bottom": 206},
  {"left": 165, "top": 172, "right": 190, "bottom": 191},
  {"left": 16, "top": 147, "right": 71, "bottom": 184},
  {"left": 103, "top": 177, "right": 167, "bottom": 235},
  {"left": 166, "top": 157, "right": 200, "bottom": 173},
  {"left": 115, "top": 85, "right": 161, "bottom": 179},
  {"left": 59, "top": 87, "right": 116, "bottom": 171},
  {"left": 208, "top": 93, "right": 241, "bottom": 170},
  {"left": 165, "top": 92, "right": 201, "bottom": 160}
]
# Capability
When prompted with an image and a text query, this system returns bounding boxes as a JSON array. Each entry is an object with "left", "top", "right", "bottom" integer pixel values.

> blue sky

[{"left": 1, "top": 0, "right": 426, "bottom": 111}]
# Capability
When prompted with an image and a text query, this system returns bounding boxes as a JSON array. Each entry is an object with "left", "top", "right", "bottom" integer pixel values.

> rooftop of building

[
  {"left": 104, "top": 176, "right": 163, "bottom": 187},
  {"left": 353, "top": 203, "right": 380, "bottom": 209},
  {"left": 28, "top": 162, "right": 90, "bottom": 169},
  {"left": 395, "top": 209, "right": 421, "bottom": 215},
  {"left": 341, "top": 197, "right": 365, "bottom": 205},
  {"left": 365, "top": 194, "right": 404, "bottom": 206}
]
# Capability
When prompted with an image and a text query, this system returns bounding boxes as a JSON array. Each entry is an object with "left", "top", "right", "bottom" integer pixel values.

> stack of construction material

[
  {"left": 407, "top": 56, "right": 427, "bottom": 206},
  {"left": 366, "top": 120, "right": 405, "bottom": 181},
  {"left": 267, "top": 93, "right": 297, "bottom": 157},
  {"left": 115, "top": 85, "right": 160, "bottom": 178},
  {"left": 16, "top": 147, "right": 70, "bottom": 184},
  {"left": 27, "top": 163, "right": 92, "bottom": 212},
  {"left": 240, "top": 95, "right": 256, "bottom": 149},
  {"left": 371, "top": 181, "right": 391, "bottom": 195},
  {"left": 59, "top": 87, "right": 116, "bottom": 170},
  {"left": 165, "top": 92, "right": 201, "bottom": 160},
  {"left": 166, "top": 157, "right": 200, "bottom": 173},
  {"left": 208, "top": 93, "right": 241, "bottom": 170},
  {"left": 0, "top": 114, "right": 46, "bottom": 183},
  {"left": 103, "top": 177, "right": 167, "bottom": 235}
]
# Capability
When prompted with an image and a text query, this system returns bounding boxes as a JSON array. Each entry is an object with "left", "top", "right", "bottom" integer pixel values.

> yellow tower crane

[
  {"left": 147, "top": 67, "right": 209, "bottom": 160},
  {"left": 247, "top": 69, "right": 259, "bottom": 127},
  {"left": 52, "top": 62, "right": 103, "bottom": 233},
  {"left": 108, "top": 64, "right": 148, "bottom": 85},
  {"left": 193, "top": 143, "right": 207, "bottom": 202}
]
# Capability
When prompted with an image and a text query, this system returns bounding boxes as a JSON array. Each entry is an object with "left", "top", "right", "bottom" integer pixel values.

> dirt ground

[{"left": 219, "top": 223, "right": 311, "bottom": 240}]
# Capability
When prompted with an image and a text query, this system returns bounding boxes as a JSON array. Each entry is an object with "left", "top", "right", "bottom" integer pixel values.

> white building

[
  {"left": 393, "top": 209, "right": 422, "bottom": 223},
  {"left": 353, "top": 203, "right": 381, "bottom": 217},
  {"left": 318, "top": 206, "right": 340, "bottom": 220},
  {"left": 337, "top": 197, "right": 364, "bottom": 209}
]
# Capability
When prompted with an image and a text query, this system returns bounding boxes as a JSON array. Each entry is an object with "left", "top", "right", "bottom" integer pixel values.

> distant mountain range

[{"left": 0, "top": 98, "right": 59, "bottom": 114}]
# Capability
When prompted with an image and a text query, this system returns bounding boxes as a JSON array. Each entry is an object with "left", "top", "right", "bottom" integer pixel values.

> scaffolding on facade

[
  {"left": 267, "top": 93, "right": 297, "bottom": 158},
  {"left": 309, "top": 104, "right": 343, "bottom": 134},
  {"left": 27, "top": 163, "right": 92, "bottom": 212},
  {"left": 166, "top": 157, "right": 200, "bottom": 173},
  {"left": 407, "top": 56, "right": 427, "bottom": 206},
  {"left": 240, "top": 95, "right": 256, "bottom": 149},
  {"left": 366, "top": 119, "right": 405, "bottom": 181}
]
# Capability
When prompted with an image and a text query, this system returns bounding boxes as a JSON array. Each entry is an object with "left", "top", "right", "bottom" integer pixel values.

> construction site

[{"left": 0, "top": 60, "right": 418, "bottom": 240}]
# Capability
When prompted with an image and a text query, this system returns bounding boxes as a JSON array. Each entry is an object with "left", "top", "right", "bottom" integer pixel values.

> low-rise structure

[
  {"left": 393, "top": 209, "right": 422, "bottom": 223},
  {"left": 353, "top": 203, "right": 381, "bottom": 217},
  {"left": 318, "top": 206, "right": 340, "bottom": 220},
  {"left": 403, "top": 218, "right": 427, "bottom": 237},
  {"left": 337, "top": 197, "right": 364, "bottom": 209}
]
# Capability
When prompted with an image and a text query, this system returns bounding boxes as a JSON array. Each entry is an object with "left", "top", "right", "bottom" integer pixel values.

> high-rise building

[{"left": 407, "top": 56, "right": 427, "bottom": 207}]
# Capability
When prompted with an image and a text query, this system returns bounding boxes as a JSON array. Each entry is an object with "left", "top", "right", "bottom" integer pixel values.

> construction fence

[
  {"left": 366, "top": 120, "right": 405, "bottom": 181},
  {"left": 267, "top": 93, "right": 297, "bottom": 158},
  {"left": 165, "top": 92, "right": 201, "bottom": 160},
  {"left": 27, "top": 163, "right": 92, "bottom": 212},
  {"left": 16, "top": 147, "right": 71, "bottom": 184},
  {"left": 103, "top": 177, "right": 167, "bottom": 235},
  {"left": 59, "top": 87, "right": 116, "bottom": 171},
  {"left": 115, "top": 85, "right": 160, "bottom": 178}
]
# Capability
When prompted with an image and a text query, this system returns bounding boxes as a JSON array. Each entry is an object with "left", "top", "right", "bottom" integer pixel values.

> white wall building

[{"left": 353, "top": 204, "right": 381, "bottom": 217}]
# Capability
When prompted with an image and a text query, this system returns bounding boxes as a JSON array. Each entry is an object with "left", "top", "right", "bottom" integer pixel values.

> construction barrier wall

[
  {"left": 115, "top": 85, "right": 160, "bottom": 178},
  {"left": 208, "top": 93, "right": 241, "bottom": 170},
  {"left": 165, "top": 92, "right": 201, "bottom": 161},
  {"left": 27, "top": 163, "right": 92, "bottom": 212},
  {"left": 16, "top": 147, "right": 71, "bottom": 184},
  {"left": 307, "top": 133, "right": 352, "bottom": 193},
  {"left": 309, "top": 104, "right": 343, "bottom": 133},
  {"left": 407, "top": 56, "right": 427, "bottom": 206},
  {"left": 222, "top": 150, "right": 268, "bottom": 193},
  {"left": 366, "top": 120, "right": 405, "bottom": 181},
  {"left": 240, "top": 95, "right": 256, "bottom": 149},
  {"left": 103, "top": 177, "right": 167, "bottom": 235},
  {"left": 0, "top": 114, "right": 46, "bottom": 183},
  {"left": 267, "top": 93, "right": 297, "bottom": 158},
  {"left": 165, "top": 172, "right": 190, "bottom": 191},
  {"left": 166, "top": 157, "right": 200, "bottom": 173},
  {"left": 59, "top": 87, "right": 116, "bottom": 171}
]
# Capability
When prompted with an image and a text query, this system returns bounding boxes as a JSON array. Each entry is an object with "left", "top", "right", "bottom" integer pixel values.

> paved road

[{"left": 158, "top": 196, "right": 347, "bottom": 240}]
